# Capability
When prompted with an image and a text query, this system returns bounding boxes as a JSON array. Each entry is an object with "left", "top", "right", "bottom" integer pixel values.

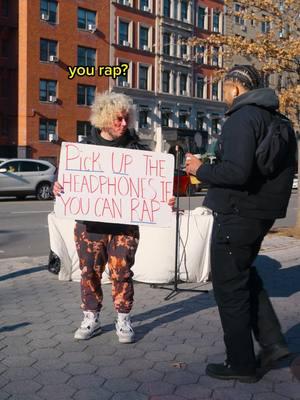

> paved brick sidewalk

[{"left": 0, "top": 235, "right": 300, "bottom": 400}]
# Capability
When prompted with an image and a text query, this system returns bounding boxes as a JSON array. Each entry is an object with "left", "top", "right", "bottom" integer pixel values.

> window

[
  {"left": 40, "top": 39, "right": 57, "bottom": 62},
  {"left": 40, "top": 80, "right": 57, "bottom": 101},
  {"left": 181, "top": 0, "right": 188, "bottom": 21},
  {"left": 212, "top": 82, "right": 219, "bottom": 100},
  {"left": 181, "top": 44, "right": 187, "bottom": 58},
  {"left": 77, "top": 85, "right": 95, "bottom": 106},
  {"left": 139, "top": 108, "right": 149, "bottom": 128},
  {"left": 139, "top": 65, "right": 149, "bottom": 90},
  {"left": 119, "top": 21, "right": 129, "bottom": 45},
  {"left": 162, "top": 111, "right": 169, "bottom": 127},
  {"left": 163, "top": 32, "right": 170, "bottom": 55},
  {"left": 234, "top": 4, "right": 244, "bottom": 25},
  {"left": 77, "top": 8, "right": 96, "bottom": 30},
  {"left": 196, "top": 45, "right": 205, "bottom": 64},
  {"left": 213, "top": 11, "right": 220, "bottom": 32},
  {"left": 1, "top": 0, "right": 8, "bottom": 16},
  {"left": 40, "top": 0, "right": 58, "bottom": 23},
  {"left": 261, "top": 17, "right": 271, "bottom": 33},
  {"left": 180, "top": 74, "right": 187, "bottom": 95},
  {"left": 196, "top": 76, "right": 204, "bottom": 98},
  {"left": 198, "top": 7, "right": 206, "bottom": 29},
  {"left": 77, "top": 121, "right": 92, "bottom": 138},
  {"left": 196, "top": 113, "right": 204, "bottom": 131},
  {"left": 77, "top": 46, "right": 96, "bottom": 66},
  {"left": 2, "top": 161, "right": 20, "bottom": 172},
  {"left": 140, "top": 0, "right": 149, "bottom": 10},
  {"left": 19, "top": 161, "right": 39, "bottom": 172},
  {"left": 173, "top": 0, "right": 178, "bottom": 19},
  {"left": 117, "top": 61, "right": 130, "bottom": 86},
  {"left": 179, "top": 114, "right": 187, "bottom": 128},
  {"left": 162, "top": 71, "right": 170, "bottom": 93},
  {"left": 212, "top": 47, "right": 219, "bottom": 66},
  {"left": 140, "top": 26, "right": 149, "bottom": 49},
  {"left": 163, "top": 0, "right": 170, "bottom": 17},
  {"left": 39, "top": 119, "right": 57, "bottom": 141},
  {"left": 212, "top": 119, "right": 220, "bottom": 135}
]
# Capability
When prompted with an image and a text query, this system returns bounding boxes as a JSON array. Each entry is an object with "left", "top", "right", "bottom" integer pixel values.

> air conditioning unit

[
  {"left": 213, "top": 26, "right": 219, "bottom": 32},
  {"left": 49, "top": 55, "right": 59, "bottom": 62},
  {"left": 48, "top": 95, "right": 57, "bottom": 103},
  {"left": 122, "top": 0, "right": 130, "bottom": 6},
  {"left": 88, "top": 23, "right": 96, "bottom": 33},
  {"left": 182, "top": 54, "right": 189, "bottom": 60},
  {"left": 212, "top": 60, "right": 218, "bottom": 66},
  {"left": 212, "top": 95, "right": 218, "bottom": 100},
  {"left": 122, "top": 81, "right": 130, "bottom": 87},
  {"left": 78, "top": 135, "right": 85, "bottom": 143},
  {"left": 122, "top": 40, "right": 130, "bottom": 47},
  {"left": 48, "top": 133, "right": 58, "bottom": 142},
  {"left": 241, "top": 25, "right": 247, "bottom": 32},
  {"left": 182, "top": 90, "right": 187, "bottom": 96},
  {"left": 143, "top": 6, "right": 150, "bottom": 12},
  {"left": 183, "top": 18, "right": 189, "bottom": 23},
  {"left": 41, "top": 13, "right": 49, "bottom": 21},
  {"left": 143, "top": 44, "right": 150, "bottom": 51}
]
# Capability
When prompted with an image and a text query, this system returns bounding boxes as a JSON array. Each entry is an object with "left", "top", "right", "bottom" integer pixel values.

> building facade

[{"left": 1, "top": 0, "right": 226, "bottom": 165}]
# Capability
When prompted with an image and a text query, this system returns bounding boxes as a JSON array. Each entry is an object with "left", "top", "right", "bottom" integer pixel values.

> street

[{"left": 0, "top": 191, "right": 297, "bottom": 260}]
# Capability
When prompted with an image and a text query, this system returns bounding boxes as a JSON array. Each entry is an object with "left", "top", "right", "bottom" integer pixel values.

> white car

[{"left": 0, "top": 159, "right": 56, "bottom": 200}]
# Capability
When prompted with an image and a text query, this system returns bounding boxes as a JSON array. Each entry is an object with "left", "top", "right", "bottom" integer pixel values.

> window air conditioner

[
  {"left": 212, "top": 60, "right": 218, "bottom": 66},
  {"left": 143, "top": 6, "right": 150, "bottom": 12},
  {"left": 212, "top": 95, "right": 218, "bottom": 100},
  {"left": 78, "top": 135, "right": 85, "bottom": 143},
  {"left": 241, "top": 25, "right": 247, "bottom": 32},
  {"left": 48, "top": 133, "right": 58, "bottom": 142},
  {"left": 41, "top": 13, "right": 49, "bottom": 21},
  {"left": 182, "top": 90, "right": 187, "bottom": 95},
  {"left": 49, "top": 55, "right": 59, "bottom": 62},
  {"left": 122, "top": 40, "right": 130, "bottom": 47},
  {"left": 122, "top": 81, "right": 130, "bottom": 87},
  {"left": 143, "top": 44, "right": 150, "bottom": 51},
  {"left": 123, "top": 0, "right": 130, "bottom": 6},
  {"left": 48, "top": 95, "right": 57, "bottom": 103},
  {"left": 88, "top": 23, "right": 97, "bottom": 33},
  {"left": 213, "top": 26, "right": 219, "bottom": 32},
  {"left": 183, "top": 18, "right": 189, "bottom": 23}
]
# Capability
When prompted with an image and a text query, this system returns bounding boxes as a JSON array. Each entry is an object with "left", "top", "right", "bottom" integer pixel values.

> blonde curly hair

[{"left": 90, "top": 91, "right": 135, "bottom": 130}]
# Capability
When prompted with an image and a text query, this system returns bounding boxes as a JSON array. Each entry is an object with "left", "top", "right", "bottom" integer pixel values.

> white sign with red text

[{"left": 54, "top": 142, "right": 175, "bottom": 227}]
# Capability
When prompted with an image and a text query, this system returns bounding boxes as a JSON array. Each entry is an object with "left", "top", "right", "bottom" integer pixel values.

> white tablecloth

[{"left": 48, "top": 207, "right": 213, "bottom": 284}]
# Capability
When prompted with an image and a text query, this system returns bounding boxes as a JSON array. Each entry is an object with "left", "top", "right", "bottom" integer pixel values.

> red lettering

[{"left": 65, "top": 144, "right": 80, "bottom": 170}]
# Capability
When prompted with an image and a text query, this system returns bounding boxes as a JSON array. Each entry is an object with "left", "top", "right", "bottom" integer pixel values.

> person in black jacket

[
  {"left": 186, "top": 65, "right": 296, "bottom": 382},
  {"left": 53, "top": 91, "right": 174, "bottom": 343}
]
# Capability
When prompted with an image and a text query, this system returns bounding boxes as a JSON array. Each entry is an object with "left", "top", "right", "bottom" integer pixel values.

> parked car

[
  {"left": 0, "top": 159, "right": 56, "bottom": 200},
  {"left": 0, "top": 158, "right": 8, "bottom": 164}
]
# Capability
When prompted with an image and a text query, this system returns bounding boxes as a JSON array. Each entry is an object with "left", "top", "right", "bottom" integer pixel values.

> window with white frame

[
  {"left": 140, "top": 26, "right": 149, "bottom": 50},
  {"left": 117, "top": 60, "right": 130, "bottom": 87},
  {"left": 261, "top": 16, "right": 271, "bottom": 33},
  {"left": 196, "top": 76, "right": 204, "bottom": 98},
  {"left": 181, "top": 43, "right": 188, "bottom": 59},
  {"left": 163, "top": 0, "right": 170, "bottom": 17},
  {"left": 234, "top": 3, "right": 244, "bottom": 25},
  {"left": 212, "top": 118, "right": 220, "bottom": 135},
  {"left": 213, "top": 10, "right": 220, "bottom": 32},
  {"left": 162, "top": 71, "right": 170, "bottom": 93},
  {"left": 139, "top": 65, "right": 149, "bottom": 90},
  {"left": 161, "top": 109, "right": 170, "bottom": 127},
  {"left": 77, "top": 7, "right": 96, "bottom": 30},
  {"left": 119, "top": 20, "right": 130, "bottom": 45},
  {"left": 140, "top": 0, "right": 150, "bottom": 11},
  {"left": 212, "top": 47, "right": 219, "bottom": 66},
  {"left": 139, "top": 106, "right": 150, "bottom": 128},
  {"left": 198, "top": 6, "right": 206, "bottom": 29},
  {"left": 180, "top": 74, "right": 187, "bottom": 95},
  {"left": 196, "top": 45, "right": 205, "bottom": 64},
  {"left": 212, "top": 82, "right": 219, "bottom": 100},
  {"left": 163, "top": 32, "right": 171, "bottom": 55},
  {"left": 40, "top": 38, "right": 57, "bottom": 61},
  {"left": 179, "top": 111, "right": 188, "bottom": 128},
  {"left": 39, "top": 118, "right": 57, "bottom": 141},
  {"left": 173, "top": 0, "right": 178, "bottom": 19},
  {"left": 77, "top": 121, "right": 91, "bottom": 139},
  {"left": 77, "top": 85, "right": 95, "bottom": 106},
  {"left": 196, "top": 112, "right": 204, "bottom": 131},
  {"left": 181, "top": 0, "right": 188, "bottom": 21}
]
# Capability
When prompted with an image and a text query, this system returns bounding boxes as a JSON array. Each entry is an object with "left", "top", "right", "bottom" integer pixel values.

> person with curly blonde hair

[{"left": 53, "top": 91, "right": 175, "bottom": 343}]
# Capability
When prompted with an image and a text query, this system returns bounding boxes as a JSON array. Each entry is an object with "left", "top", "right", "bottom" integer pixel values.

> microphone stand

[{"left": 151, "top": 145, "right": 208, "bottom": 300}]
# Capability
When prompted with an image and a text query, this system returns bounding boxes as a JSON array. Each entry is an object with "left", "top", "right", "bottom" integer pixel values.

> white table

[{"left": 48, "top": 207, "right": 213, "bottom": 284}]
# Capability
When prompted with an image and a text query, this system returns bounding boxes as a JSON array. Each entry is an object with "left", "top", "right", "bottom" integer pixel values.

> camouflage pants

[{"left": 74, "top": 222, "right": 139, "bottom": 313}]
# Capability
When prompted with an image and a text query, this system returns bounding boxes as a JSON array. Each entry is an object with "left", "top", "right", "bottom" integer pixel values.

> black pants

[{"left": 211, "top": 212, "right": 285, "bottom": 374}]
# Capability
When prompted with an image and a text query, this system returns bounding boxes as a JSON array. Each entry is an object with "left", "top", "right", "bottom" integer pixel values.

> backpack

[{"left": 255, "top": 112, "right": 295, "bottom": 176}]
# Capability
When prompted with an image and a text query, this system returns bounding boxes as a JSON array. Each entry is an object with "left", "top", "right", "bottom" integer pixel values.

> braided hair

[{"left": 224, "top": 65, "right": 261, "bottom": 90}]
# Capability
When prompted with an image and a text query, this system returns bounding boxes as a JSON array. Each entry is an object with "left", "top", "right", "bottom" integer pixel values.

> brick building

[{"left": 0, "top": 0, "right": 226, "bottom": 165}]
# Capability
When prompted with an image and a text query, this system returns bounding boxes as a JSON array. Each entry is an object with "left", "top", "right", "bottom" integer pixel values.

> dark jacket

[
  {"left": 197, "top": 88, "right": 296, "bottom": 219},
  {"left": 78, "top": 127, "right": 149, "bottom": 232}
]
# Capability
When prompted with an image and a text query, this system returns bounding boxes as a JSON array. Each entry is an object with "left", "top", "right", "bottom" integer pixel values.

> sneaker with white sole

[
  {"left": 115, "top": 313, "right": 135, "bottom": 343},
  {"left": 74, "top": 311, "right": 101, "bottom": 340}
]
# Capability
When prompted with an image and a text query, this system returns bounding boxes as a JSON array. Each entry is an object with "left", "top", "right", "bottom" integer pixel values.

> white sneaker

[
  {"left": 115, "top": 313, "right": 135, "bottom": 343},
  {"left": 74, "top": 311, "right": 101, "bottom": 340}
]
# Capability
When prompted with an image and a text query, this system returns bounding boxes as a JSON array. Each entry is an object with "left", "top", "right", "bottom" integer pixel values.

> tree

[{"left": 189, "top": 0, "right": 300, "bottom": 233}]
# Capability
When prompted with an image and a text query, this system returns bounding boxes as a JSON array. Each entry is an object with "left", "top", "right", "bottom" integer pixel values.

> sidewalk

[{"left": 0, "top": 234, "right": 300, "bottom": 400}]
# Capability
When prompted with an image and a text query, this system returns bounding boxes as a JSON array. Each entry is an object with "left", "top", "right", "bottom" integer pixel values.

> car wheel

[{"left": 36, "top": 182, "right": 52, "bottom": 200}]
